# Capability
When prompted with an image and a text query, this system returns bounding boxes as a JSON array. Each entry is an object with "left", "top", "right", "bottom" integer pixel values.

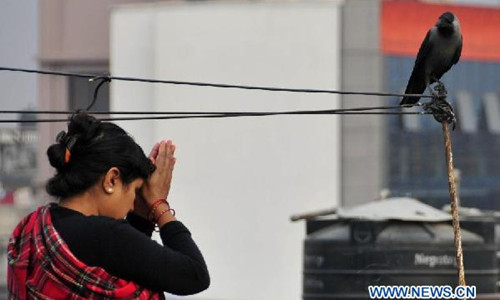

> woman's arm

[
  {"left": 107, "top": 139, "right": 208, "bottom": 294},
  {"left": 126, "top": 212, "right": 155, "bottom": 236},
  {"left": 91, "top": 216, "right": 209, "bottom": 295}
]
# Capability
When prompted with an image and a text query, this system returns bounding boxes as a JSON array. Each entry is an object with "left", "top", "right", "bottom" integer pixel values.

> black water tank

[
  {"left": 460, "top": 214, "right": 500, "bottom": 293},
  {"left": 303, "top": 219, "right": 497, "bottom": 300}
]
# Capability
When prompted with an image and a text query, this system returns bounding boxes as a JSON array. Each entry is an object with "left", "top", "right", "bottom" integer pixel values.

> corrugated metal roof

[{"left": 337, "top": 197, "right": 452, "bottom": 222}]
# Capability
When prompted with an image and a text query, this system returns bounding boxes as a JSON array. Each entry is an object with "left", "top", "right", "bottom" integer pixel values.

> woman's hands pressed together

[{"left": 134, "top": 140, "right": 177, "bottom": 226}]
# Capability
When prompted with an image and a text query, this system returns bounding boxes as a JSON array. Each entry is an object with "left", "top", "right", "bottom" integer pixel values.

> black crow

[{"left": 400, "top": 12, "right": 463, "bottom": 105}]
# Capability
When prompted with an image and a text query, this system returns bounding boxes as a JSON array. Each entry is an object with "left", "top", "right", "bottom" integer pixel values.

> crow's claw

[
  {"left": 424, "top": 83, "right": 456, "bottom": 129},
  {"left": 434, "top": 82, "right": 448, "bottom": 96}
]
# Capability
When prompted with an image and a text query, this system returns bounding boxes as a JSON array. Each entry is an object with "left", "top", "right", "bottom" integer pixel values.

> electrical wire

[
  {"left": 0, "top": 66, "right": 436, "bottom": 123},
  {"left": 0, "top": 110, "right": 431, "bottom": 123},
  {"left": 0, "top": 66, "right": 432, "bottom": 99},
  {"left": 0, "top": 104, "right": 422, "bottom": 116}
]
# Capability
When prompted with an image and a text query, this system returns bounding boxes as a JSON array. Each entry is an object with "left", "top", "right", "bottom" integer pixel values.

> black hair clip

[
  {"left": 66, "top": 136, "right": 78, "bottom": 151},
  {"left": 56, "top": 131, "right": 67, "bottom": 143},
  {"left": 56, "top": 131, "right": 78, "bottom": 150},
  {"left": 55, "top": 130, "right": 78, "bottom": 163}
]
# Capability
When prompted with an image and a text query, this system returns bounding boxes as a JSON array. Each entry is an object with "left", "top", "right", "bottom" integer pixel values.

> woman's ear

[{"left": 102, "top": 167, "right": 121, "bottom": 194}]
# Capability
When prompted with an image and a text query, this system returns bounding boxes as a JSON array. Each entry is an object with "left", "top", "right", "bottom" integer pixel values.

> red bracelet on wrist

[
  {"left": 148, "top": 199, "right": 169, "bottom": 222},
  {"left": 155, "top": 208, "right": 176, "bottom": 223}
]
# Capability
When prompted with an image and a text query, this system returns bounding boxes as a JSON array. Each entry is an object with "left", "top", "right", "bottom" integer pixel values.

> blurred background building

[
  {"left": 0, "top": 0, "right": 500, "bottom": 299},
  {"left": 0, "top": 1, "right": 39, "bottom": 298},
  {"left": 382, "top": 2, "right": 500, "bottom": 210}
]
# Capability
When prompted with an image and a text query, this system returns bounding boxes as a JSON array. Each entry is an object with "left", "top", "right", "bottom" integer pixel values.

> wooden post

[{"left": 442, "top": 122, "right": 466, "bottom": 287}]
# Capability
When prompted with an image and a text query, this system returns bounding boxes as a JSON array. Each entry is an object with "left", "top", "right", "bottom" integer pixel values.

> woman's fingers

[
  {"left": 167, "top": 142, "right": 175, "bottom": 156},
  {"left": 142, "top": 139, "right": 176, "bottom": 204},
  {"left": 156, "top": 140, "right": 176, "bottom": 168},
  {"left": 148, "top": 142, "right": 161, "bottom": 164},
  {"left": 155, "top": 140, "right": 169, "bottom": 168}
]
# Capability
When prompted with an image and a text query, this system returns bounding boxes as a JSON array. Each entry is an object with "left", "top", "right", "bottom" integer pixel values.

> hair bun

[
  {"left": 67, "top": 112, "right": 102, "bottom": 143},
  {"left": 46, "top": 113, "right": 101, "bottom": 171},
  {"left": 47, "top": 143, "right": 67, "bottom": 171}
]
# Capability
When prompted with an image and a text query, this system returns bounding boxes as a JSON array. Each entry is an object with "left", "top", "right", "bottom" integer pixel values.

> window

[
  {"left": 455, "top": 91, "right": 477, "bottom": 133},
  {"left": 402, "top": 105, "right": 421, "bottom": 132},
  {"left": 68, "top": 74, "right": 109, "bottom": 112},
  {"left": 483, "top": 93, "right": 500, "bottom": 134}
]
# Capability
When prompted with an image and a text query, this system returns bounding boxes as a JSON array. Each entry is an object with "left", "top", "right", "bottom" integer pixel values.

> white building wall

[{"left": 111, "top": 2, "right": 341, "bottom": 300}]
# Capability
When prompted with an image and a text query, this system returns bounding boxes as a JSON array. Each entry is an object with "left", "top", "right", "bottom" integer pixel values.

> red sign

[{"left": 382, "top": 1, "right": 500, "bottom": 62}]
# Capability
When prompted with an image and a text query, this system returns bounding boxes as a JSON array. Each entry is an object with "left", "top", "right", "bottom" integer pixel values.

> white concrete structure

[{"left": 111, "top": 2, "right": 341, "bottom": 299}]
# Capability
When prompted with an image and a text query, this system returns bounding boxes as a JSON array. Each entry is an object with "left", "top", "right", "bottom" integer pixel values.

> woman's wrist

[
  {"left": 154, "top": 203, "right": 176, "bottom": 227},
  {"left": 147, "top": 199, "right": 167, "bottom": 220},
  {"left": 147, "top": 199, "right": 176, "bottom": 227}
]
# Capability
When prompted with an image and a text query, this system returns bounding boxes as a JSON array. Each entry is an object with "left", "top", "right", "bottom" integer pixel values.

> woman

[{"left": 7, "top": 113, "right": 210, "bottom": 299}]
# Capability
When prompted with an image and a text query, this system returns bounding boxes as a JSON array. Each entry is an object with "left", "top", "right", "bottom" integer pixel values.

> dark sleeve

[
  {"left": 93, "top": 218, "right": 210, "bottom": 295},
  {"left": 126, "top": 212, "right": 154, "bottom": 237}
]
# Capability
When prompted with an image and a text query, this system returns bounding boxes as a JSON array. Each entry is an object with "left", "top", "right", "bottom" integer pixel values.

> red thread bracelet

[
  {"left": 156, "top": 209, "right": 169, "bottom": 222},
  {"left": 155, "top": 208, "right": 174, "bottom": 223},
  {"left": 148, "top": 199, "right": 169, "bottom": 221},
  {"left": 153, "top": 208, "right": 176, "bottom": 232}
]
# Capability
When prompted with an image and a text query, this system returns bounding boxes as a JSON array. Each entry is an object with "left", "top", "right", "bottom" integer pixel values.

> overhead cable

[{"left": 0, "top": 66, "right": 432, "bottom": 99}]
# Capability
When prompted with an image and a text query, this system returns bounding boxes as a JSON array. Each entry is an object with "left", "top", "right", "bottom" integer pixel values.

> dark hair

[{"left": 46, "top": 112, "right": 155, "bottom": 199}]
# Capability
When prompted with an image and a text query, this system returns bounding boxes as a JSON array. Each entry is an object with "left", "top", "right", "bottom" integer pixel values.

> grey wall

[{"left": 341, "top": 0, "right": 386, "bottom": 207}]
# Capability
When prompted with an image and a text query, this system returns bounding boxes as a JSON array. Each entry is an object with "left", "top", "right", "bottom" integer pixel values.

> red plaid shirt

[{"left": 7, "top": 204, "right": 165, "bottom": 300}]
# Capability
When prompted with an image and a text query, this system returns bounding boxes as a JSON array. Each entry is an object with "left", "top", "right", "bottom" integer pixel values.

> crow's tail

[
  {"left": 400, "top": 75, "right": 426, "bottom": 105},
  {"left": 400, "top": 95, "right": 421, "bottom": 105}
]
